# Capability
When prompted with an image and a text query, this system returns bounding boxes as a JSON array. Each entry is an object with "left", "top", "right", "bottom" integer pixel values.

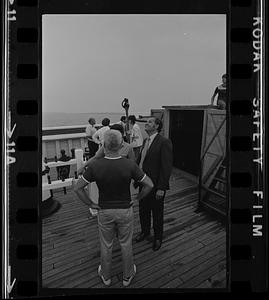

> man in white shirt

[
  {"left": 128, "top": 115, "right": 143, "bottom": 161},
  {"left": 117, "top": 116, "right": 127, "bottom": 141},
  {"left": 92, "top": 118, "right": 110, "bottom": 148},
  {"left": 86, "top": 118, "right": 98, "bottom": 158}
]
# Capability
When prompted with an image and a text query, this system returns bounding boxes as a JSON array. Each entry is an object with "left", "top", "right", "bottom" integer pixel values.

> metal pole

[{"left": 122, "top": 98, "right": 130, "bottom": 143}]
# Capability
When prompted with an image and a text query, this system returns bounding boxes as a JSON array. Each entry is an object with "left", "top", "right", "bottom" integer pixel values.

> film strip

[{"left": 2, "top": 0, "right": 267, "bottom": 297}]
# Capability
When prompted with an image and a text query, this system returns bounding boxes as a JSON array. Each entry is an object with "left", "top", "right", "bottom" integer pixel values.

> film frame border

[{"left": 3, "top": 0, "right": 267, "bottom": 297}]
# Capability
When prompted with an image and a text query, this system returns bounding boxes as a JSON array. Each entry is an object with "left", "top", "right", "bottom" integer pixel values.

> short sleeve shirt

[
  {"left": 82, "top": 157, "right": 145, "bottom": 209},
  {"left": 85, "top": 124, "right": 96, "bottom": 139},
  {"left": 130, "top": 123, "right": 143, "bottom": 148}
]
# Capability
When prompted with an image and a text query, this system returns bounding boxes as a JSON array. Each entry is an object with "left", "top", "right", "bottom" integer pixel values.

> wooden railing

[
  {"left": 42, "top": 125, "right": 98, "bottom": 160},
  {"left": 42, "top": 121, "right": 148, "bottom": 160},
  {"left": 42, "top": 149, "right": 98, "bottom": 216},
  {"left": 43, "top": 149, "right": 84, "bottom": 191}
]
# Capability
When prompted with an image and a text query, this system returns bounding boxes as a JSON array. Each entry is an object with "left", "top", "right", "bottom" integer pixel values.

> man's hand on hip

[{"left": 90, "top": 202, "right": 101, "bottom": 210}]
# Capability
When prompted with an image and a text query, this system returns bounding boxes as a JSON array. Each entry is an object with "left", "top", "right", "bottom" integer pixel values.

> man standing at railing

[
  {"left": 86, "top": 118, "right": 99, "bottom": 158},
  {"left": 74, "top": 129, "right": 153, "bottom": 287}
]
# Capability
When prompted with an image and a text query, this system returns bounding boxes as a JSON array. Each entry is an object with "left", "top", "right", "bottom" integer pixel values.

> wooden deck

[{"left": 42, "top": 170, "right": 227, "bottom": 289}]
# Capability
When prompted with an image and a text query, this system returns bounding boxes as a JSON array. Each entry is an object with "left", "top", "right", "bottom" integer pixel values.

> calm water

[
  {"left": 43, "top": 112, "right": 148, "bottom": 137},
  {"left": 43, "top": 112, "right": 139, "bottom": 127}
]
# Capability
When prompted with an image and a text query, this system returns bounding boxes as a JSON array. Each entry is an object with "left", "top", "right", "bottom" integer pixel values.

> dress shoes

[
  {"left": 152, "top": 239, "right": 162, "bottom": 251},
  {"left": 135, "top": 232, "right": 151, "bottom": 243}
]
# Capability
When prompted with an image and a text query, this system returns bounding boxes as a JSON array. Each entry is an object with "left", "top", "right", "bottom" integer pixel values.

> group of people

[
  {"left": 74, "top": 116, "right": 173, "bottom": 287},
  {"left": 85, "top": 115, "right": 144, "bottom": 161},
  {"left": 72, "top": 73, "right": 225, "bottom": 287}
]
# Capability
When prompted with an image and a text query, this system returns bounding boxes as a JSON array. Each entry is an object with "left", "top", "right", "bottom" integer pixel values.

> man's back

[{"left": 82, "top": 157, "right": 145, "bottom": 209}]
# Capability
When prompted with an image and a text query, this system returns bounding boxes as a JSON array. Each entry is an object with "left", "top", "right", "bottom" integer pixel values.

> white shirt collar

[
  {"left": 149, "top": 132, "right": 158, "bottom": 143},
  {"left": 104, "top": 156, "right": 122, "bottom": 160}
]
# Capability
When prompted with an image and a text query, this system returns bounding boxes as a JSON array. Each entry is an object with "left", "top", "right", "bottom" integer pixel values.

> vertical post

[
  {"left": 198, "top": 160, "right": 203, "bottom": 206},
  {"left": 47, "top": 175, "right": 53, "bottom": 198},
  {"left": 122, "top": 98, "right": 130, "bottom": 143},
  {"left": 42, "top": 141, "right": 47, "bottom": 160},
  {"left": 68, "top": 140, "right": 72, "bottom": 156},
  {"left": 55, "top": 140, "right": 61, "bottom": 158},
  {"left": 71, "top": 148, "right": 75, "bottom": 159},
  {"left": 75, "top": 148, "right": 84, "bottom": 171}
]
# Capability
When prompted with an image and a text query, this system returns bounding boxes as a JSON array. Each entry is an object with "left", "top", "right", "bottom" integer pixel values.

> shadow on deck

[{"left": 42, "top": 170, "right": 227, "bottom": 289}]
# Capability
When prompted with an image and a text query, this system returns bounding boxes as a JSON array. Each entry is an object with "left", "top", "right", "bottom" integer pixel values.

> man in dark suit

[{"left": 135, "top": 117, "right": 173, "bottom": 251}]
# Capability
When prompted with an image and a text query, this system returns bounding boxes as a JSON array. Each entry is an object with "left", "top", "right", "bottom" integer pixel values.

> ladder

[{"left": 200, "top": 156, "right": 227, "bottom": 217}]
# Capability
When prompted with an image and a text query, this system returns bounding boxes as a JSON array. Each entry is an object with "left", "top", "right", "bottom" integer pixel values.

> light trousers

[{"left": 97, "top": 207, "right": 135, "bottom": 279}]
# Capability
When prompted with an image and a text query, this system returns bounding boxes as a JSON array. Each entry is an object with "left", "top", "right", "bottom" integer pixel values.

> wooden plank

[
  {"left": 180, "top": 251, "right": 225, "bottom": 283},
  {"left": 45, "top": 211, "right": 216, "bottom": 270},
  {"left": 42, "top": 178, "right": 74, "bottom": 191},
  {"left": 43, "top": 219, "right": 219, "bottom": 288},
  {"left": 132, "top": 235, "right": 225, "bottom": 288},
  {"left": 178, "top": 259, "right": 226, "bottom": 288},
  {"left": 45, "top": 159, "right": 77, "bottom": 168},
  {"left": 196, "top": 269, "right": 227, "bottom": 288},
  {"left": 80, "top": 138, "right": 85, "bottom": 152},
  {"left": 58, "top": 223, "right": 223, "bottom": 288},
  {"left": 42, "top": 173, "right": 226, "bottom": 289}
]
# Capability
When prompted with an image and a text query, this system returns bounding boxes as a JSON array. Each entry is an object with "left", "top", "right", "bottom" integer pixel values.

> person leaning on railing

[{"left": 77, "top": 124, "right": 135, "bottom": 175}]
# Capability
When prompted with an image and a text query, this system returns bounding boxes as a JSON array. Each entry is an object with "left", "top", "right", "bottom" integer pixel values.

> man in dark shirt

[
  {"left": 74, "top": 129, "right": 153, "bottom": 287},
  {"left": 211, "top": 74, "right": 227, "bottom": 109}
]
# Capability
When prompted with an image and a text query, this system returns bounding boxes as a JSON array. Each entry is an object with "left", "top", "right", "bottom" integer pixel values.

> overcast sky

[{"left": 42, "top": 14, "right": 226, "bottom": 114}]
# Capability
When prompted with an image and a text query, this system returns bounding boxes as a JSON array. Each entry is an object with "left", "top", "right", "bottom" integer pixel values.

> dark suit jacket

[{"left": 137, "top": 133, "right": 173, "bottom": 191}]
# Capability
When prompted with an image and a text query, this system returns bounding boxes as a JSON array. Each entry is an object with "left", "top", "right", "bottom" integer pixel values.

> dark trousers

[
  {"left": 138, "top": 189, "right": 165, "bottom": 241},
  {"left": 88, "top": 140, "right": 98, "bottom": 158}
]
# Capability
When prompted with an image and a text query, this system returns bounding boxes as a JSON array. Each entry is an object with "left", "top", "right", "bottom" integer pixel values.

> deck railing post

[
  {"left": 75, "top": 149, "right": 84, "bottom": 171},
  {"left": 47, "top": 175, "right": 53, "bottom": 198}
]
